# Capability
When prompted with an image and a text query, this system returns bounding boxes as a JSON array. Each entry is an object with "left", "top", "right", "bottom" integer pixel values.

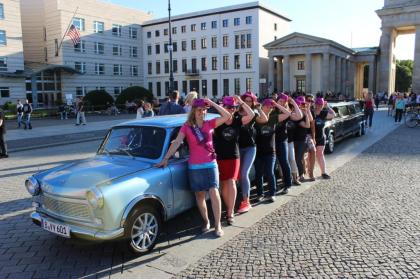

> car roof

[
  {"left": 115, "top": 113, "right": 220, "bottom": 128},
  {"left": 328, "top": 101, "right": 360, "bottom": 107}
]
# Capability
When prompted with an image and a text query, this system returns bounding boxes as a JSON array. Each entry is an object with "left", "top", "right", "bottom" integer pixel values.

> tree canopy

[{"left": 395, "top": 59, "right": 413, "bottom": 92}]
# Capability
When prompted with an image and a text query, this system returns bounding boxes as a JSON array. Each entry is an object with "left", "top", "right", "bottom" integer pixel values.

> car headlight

[
  {"left": 86, "top": 188, "right": 104, "bottom": 209},
  {"left": 25, "top": 176, "right": 40, "bottom": 196}
]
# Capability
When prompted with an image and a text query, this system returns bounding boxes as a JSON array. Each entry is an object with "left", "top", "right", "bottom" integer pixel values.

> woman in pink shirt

[{"left": 156, "top": 98, "right": 231, "bottom": 237}]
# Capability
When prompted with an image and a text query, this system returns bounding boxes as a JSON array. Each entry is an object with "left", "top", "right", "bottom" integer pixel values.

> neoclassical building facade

[{"left": 264, "top": 32, "right": 378, "bottom": 99}]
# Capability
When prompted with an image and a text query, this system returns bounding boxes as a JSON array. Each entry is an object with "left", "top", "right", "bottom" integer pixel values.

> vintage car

[
  {"left": 324, "top": 101, "right": 367, "bottom": 153},
  {"left": 25, "top": 114, "right": 217, "bottom": 254}
]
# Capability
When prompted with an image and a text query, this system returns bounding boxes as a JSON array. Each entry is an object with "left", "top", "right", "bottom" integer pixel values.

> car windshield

[{"left": 98, "top": 126, "right": 166, "bottom": 159}]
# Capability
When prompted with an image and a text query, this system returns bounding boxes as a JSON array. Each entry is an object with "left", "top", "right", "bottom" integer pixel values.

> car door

[
  {"left": 167, "top": 128, "right": 195, "bottom": 215},
  {"left": 331, "top": 106, "right": 344, "bottom": 139},
  {"left": 346, "top": 104, "right": 358, "bottom": 133},
  {"left": 338, "top": 105, "right": 351, "bottom": 136}
]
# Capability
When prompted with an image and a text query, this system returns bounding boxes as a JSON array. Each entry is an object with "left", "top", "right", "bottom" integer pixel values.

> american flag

[{"left": 67, "top": 24, "right": 81, "bottom": 46}]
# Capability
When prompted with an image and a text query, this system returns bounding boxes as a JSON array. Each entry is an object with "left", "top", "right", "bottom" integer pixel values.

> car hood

[{"left": 37, "top": 156, "right": 153, "bottom": 197}]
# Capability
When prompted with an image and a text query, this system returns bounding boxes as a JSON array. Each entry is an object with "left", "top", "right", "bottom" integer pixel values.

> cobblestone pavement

[{"left": 175, "top": 126, "right": 420, "bottom": 279}]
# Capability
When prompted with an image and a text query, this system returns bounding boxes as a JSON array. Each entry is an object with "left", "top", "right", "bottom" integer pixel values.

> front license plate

[{"left": 41, "top": 218, "right": 70, "bottom": 238}]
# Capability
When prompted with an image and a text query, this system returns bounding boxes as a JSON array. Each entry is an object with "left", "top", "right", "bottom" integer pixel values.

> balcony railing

[{"left": 185, "top": 69, "right": 200, "bottom": 76}]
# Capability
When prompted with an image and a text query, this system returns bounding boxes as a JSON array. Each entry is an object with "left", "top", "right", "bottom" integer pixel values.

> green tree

[
  {"left": 395, "top": 59, "right": 413, "bottom": 92},
  {"left": 115, "top": 86, "right": 153, "bottom": 105},
  {"left": 84, "top": 90, "right": 114, "bottom": 110}
]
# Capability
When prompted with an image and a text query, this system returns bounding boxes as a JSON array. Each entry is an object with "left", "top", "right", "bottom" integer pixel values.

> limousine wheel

[
  {"left": 325, "top": 133, "right": 335, "bottom": 154},
  {"left": 125, "top": 205, "right": 162, "bottom": 255}
]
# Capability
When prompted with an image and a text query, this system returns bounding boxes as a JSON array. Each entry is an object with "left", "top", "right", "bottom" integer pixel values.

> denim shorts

[{"left": 188, "top": 167, "right": 219, "bottom": 192}]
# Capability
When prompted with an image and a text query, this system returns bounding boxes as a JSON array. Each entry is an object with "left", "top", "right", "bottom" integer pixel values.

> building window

[
  {"left": 182, "top": 80, "right": 187, "bottom": 93},
  {"left": 0, "top": 30, "right": 6, "bottom": 45},
  {"left": 246, "top": 16, "right": 252, "bottom": 24},
  {"left": 43, "top": 27, "right": 47, "bottom": 41},
  {"left": 114, "top": 86, "right": 123, "bottom": 97},
  {"left": 93, "top": 21, "right": 104, "bottom": 33},
  {"left": 246, "top": 78, "right": 252, "bottom": 91},
  {"left": 0, "top": 87, "right": 10, "bottom": 98},
  {"left": 212, "top": 57, "right": 217, "bottom": 71},
  {"left": 191, "top": 39, "right": 196, "bottom": 50},
  {"left": 297, "top": 61, "right": 305, "bottom": 70},
  {"left": 212, "top": 79, "right": 218, "bottom": 96},
  {"left": 129, "top": 27, "right": 138, "bottom": 39},
  {"left": 211, "top": 37, "right": 217, "bottom": 48},
  {"left": 131, "top": 65, "right": 138, "bottom": 76},
  {"left": 173, "top": 42, "right": 177, "bottom": 52},
  {"left": 113, "top": 44, "right": 122, "bottom": 56},
  {"left": 147, "top": 45, "right": 152, "bottom": 55},
  {"left": 73, "top": 17, "right": 85, "bottom": 31},
  {"left": 191, "top": 24, "right": 196, "bottom": 31},
  {"left": 274, "top": 23, "right": 277, "bottom": 31},
  {"left": 165, "top": 82, "right": 170, "bottom": 96},
  {"left": 0, "top": 4, "right": 3, "bottom": 19},
  {"left": 222, "top": 19, "right": 228, "bottom": 27},
  {"left": 94, "top": 42, "right": 104, "bottom": 54},
  {"left": 296, "top": 79, "right": 305, "bottom": 93},
  {"left": 173, "top": 59, "right": 178, "bottom": 73},
  {"left": 223, "top": 55, "right": 229, "bottom": 70},
  {"left": 164, "top": 43, "right": 169, "bottom": 53},
  {"left": 182, "top": 59, "right": 187, "bottom": 72},
  {"left": 201, "top": 38, "right": 207, "bottom": 49},
  {"left": 191, "top": 58, "right": 197, "bottom": 72},
  {"left": 156, "top": 61, "right": 161, "bottom": 74},
  {"left": 241, "top": 34, "right": 246, "bottom": 48},
  {"left": 155, "top": 44, "right": 160, "bottom": 54},
  {"left": 0, "top": 57, "right": 7, "bottom": 72},
  {"left": 164, "top": 60, "right": 169, "bottom": 74},
  {"left": 234, "top": 18, "right": 240, "bottom": 26},
  {"left": 247, "top": 34, "right": 252, "bottom": 48},
  {"left": 95, "top": 63, "right": 105, "bottom": 75},
  {"left": 148, "top": 82, "right": 153, "bottom": 95},
  {"left": 95, "top": 86, "right": 106, "bottom": 91},
  {"left": 234, "top": 55, "right": 240, "bottom": 69},
  {"left": 74, "top": 41, "right": 86, "bottom": 52},
  {"left": 74, "top": 62, "right": 86, "bottom": 73},
  {"left": 181, "top": 25, "right": 186, "bottom": 33},
  {"left": 201, "top": 22, "right": 206, "bottom": 30},
  {"left": 182, "top": 40, "right": 187, "bottom": 51},
  {"left": 211, "top": 21, "right": 217, "bottom": 29},
  {"left": 246, "top": 54, "right": 252, "bottom": 69},
  {"left": 147, "top": 31, "right": 151, "bottom": 38},
  {"left": 113, "top": 64, "right": 123, "bottom": 75},
  {"left": 164, "top": 28, "right": 168, "bottom": 36},
  {"left": 148, "top": 62, "right": 152, "bottom": 75},
  {"left": 234, "top": 78, "right": 240, "bottom": 95},
  {"left": 201, "top": 57, "right": 207, "bottom": 71},
  {"left": 129, "top": 46, "right": 138, "bottom": 58},
  {"left": 223, "top": 79, "right": 229, "bottom": 96},
  {"left": 112, "top": 24, "right": 122, "bottom": 36},
  {"left": 223, "top": 35, "right": 228, "bottom": 47},
  {"left": 44, "top": 47, "right": 48, "bottom": 62},
  {"left": 156, "top": 82, "right": 161, "bottom": 97},
  {"left": 235, "top": 35, "right": 240, "bottom": 49},
  {"left": 174, "top": 81, "right": 178, "bottom": 90},
  {"left": 155, "top": 30, "right": 160, "bottom": 37},
  {"left": 76, "top": 86, "right": 87, "bottom": 97},
  {"left": 202, "top": 80, "right": 207, "bottom": 96},
  {"left": 172, "top": 27, "right": 177, "bottom": 34}
]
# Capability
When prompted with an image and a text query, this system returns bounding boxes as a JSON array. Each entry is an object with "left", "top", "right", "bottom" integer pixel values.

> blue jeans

[
  {"left": 365, "top": 108, "right": 374, "bottom": 127},
  {"left": 255, "top": 154, "right": 276, "bottom": 197},
  {"left": 276, "top": 139, "right": 292, "bottom": 188},
  {"left": 17, "top": 113, "right": 23, "bottom": 128},
  {"left": 239, "top": 146, "right": 256, "bottom": 199},
  {"left": 294, "top": 140, "right": 306, "bottom": 177},
  {"left": 24, "top": 114, "right": 32, "bottom": 129}
]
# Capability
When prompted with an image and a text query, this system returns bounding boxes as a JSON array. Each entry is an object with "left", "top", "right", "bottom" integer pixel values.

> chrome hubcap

[
  {"left": 131, "top": 213, "right": 158, "bottom": 251},
  {"left": 329, "top": 135, "right": 334, "bottom": 151}
]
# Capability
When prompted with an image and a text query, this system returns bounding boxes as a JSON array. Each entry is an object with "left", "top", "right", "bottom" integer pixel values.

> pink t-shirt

[{"left": 180, "top": 118, "right": 217, "bottom": 165}]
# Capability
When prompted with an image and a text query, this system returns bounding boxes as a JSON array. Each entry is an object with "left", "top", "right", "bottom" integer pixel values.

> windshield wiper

[{"left": 116, "top": 148, "right": 135, "bottom": 159}]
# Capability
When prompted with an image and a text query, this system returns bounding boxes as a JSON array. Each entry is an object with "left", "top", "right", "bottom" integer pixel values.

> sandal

[
  {"left": 226, "top": 216, "right": 235, "bottom": 226},
  {"left": 201, "top": 222, "right": 210, "bottom": 233},
  {"left": 214, "top": 228, "right": 224, "bottom": 237}
]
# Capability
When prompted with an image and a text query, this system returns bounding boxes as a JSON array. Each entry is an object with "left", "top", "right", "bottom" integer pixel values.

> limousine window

[
  {"left": 354, "top": 104, "right": 362, "bottom": 113},
  {"left": 338, "top": 106, "right": 350, "bottom": 117},
  {"left": 348, "top": 105, "right": 356, "bottom": 114}
]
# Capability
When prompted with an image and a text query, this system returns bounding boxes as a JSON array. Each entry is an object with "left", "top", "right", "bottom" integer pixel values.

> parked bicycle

[{"left": 405, "top": 108, "right": 420, "bottom": 128}]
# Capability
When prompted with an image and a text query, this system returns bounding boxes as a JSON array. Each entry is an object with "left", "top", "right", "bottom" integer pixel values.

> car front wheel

[
  {"left": 325, "top": 133, "right": 335, "bottom": 154},
  {"left": 125, "top": 204, "right": 162, "bottom": 255}
]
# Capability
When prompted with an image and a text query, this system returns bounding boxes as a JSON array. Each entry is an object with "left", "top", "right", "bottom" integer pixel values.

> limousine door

[
  {"left": 332, "top": 107, "right": 344, "bottom": 139},
  {"left": 337, "top": 106, "right": 352, "bottom": 136}
]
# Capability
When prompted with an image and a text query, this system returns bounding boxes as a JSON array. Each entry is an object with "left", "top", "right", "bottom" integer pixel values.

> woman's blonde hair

[
  {"left": 185, "top": 91, "right": 198, "bottom": 106},
  {"left": 186, "top": 106, "right": 199, "bottom": 126}
]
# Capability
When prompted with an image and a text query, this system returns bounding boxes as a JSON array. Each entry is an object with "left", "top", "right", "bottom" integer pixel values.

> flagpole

[{"left": 56, "top": 6, "right": 79, "bottom": 56}]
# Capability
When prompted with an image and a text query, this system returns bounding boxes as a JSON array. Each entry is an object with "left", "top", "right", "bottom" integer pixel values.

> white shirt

[{"left": 136, "top": 107, "right": 144, "bottom": 119}]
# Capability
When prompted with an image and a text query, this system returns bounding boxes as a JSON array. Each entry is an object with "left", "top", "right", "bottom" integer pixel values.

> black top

[
  {"left": 214, "top": 114, "right": 242, "bottom": 160},
  {"left": 238, "top": 110, "right": 259, "bottom": 148},
  {"left": 315, "top": 109, "right": 329, "bottom": 141},
  {"left": 0, "top": 110, "right": 5, "bottom": 134},
  {"left": 307, "top": 108, "right": 314, "bottom": 135},
  {"left": 293, "top": 114, "right": 307, "bottom": 142},
  {"left": 255, "top": 114, "right": 277, "bottom": 156},
  {"left": 275, "top": 113, "right": 289, "bottom": 142},
  {"left": 23, "top": 104, "right": 32, "bottom": 114}
]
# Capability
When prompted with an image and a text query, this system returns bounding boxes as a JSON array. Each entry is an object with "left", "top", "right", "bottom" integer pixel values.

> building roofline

[{"left": 142, "top": 2, "right": 291, "bottom": 27}]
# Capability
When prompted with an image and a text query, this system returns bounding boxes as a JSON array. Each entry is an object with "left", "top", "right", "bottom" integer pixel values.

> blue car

[{"left": 25, "top": 114, "right": 218, "bottom": 254}]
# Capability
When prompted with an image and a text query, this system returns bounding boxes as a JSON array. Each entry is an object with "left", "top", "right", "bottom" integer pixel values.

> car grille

[{"left": 42, "top": 196, "right": 91, "bottom": 220}]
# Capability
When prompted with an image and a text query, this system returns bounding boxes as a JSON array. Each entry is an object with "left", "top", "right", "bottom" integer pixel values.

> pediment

[{"left": 264, "top": 32, "right": 330, "bottom": 49}]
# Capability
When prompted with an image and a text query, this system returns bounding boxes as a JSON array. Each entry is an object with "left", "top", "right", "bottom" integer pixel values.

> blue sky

[{"left": 109, "top": 0, "right": 414, "bottom": 59}]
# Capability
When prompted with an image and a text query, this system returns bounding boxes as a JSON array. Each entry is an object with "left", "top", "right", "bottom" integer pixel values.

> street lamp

[{"left": 168, "top": 0, "right": 174, "bottom": 96}]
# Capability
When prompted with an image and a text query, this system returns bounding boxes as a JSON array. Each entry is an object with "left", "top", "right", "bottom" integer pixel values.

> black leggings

[
  {"left": 294, "top": 140, "right": 306, "bottom": 177},
  {"left": 395, "top": 109, "right": 403, "bottom": 122}
]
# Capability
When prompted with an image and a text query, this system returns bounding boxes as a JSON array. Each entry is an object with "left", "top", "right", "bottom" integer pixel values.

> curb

[{"left": 8, "top": 137, "right": 103, "bottom": 153}]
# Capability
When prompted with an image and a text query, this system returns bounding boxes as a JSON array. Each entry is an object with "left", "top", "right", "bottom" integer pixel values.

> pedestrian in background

[
  {"left": 374, "top": 94, "right": 380, "bottom": 111},
  {"left": 159, "top": 90, "right": 185, "bottom": 115},
  {"left": 394, "top": 94, "right": 405, "bottom": 123},
  {"left": 136, "top": 100, "right": 144, "bottom": 120},
  {"left": 142, "top": 102, "right": 154, "bottom": 118},
  {"left": 16, "top": 100, "right": 23, "bottom": 128},
  {"left": 22, "top": 99, "right": 32, "bottom": 130},
  {"left": 183, "top": 91, "right": 198, "bottom": 113},
  {"left": 387, "top": 93, "right": 394, "bottom": 116},
  {"left": 75, "top": 98, "right": 86, "bottom": 125},
  {"left": 364, "top": 92, "right": 374, "bottom": 129},
  {"left": 0, "top": 108, "right": 8, "bottom": 158},
  {"left": 58, "top": 103, "right": 68, "bottom": 120}
]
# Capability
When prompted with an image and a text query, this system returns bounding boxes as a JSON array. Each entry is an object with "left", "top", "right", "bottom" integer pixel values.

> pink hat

[
  {"left": 241, "top": 91, "right": 257, "bottom": 103},
  {"left": 262, "top": 99, "right": 275, "bottom": 107},
  {"left": 192, "top": 98, "right": 210, "bottom": 108},
  {"left": 315, "top": 97, "right": 325, "bottom": 105},
  {"left": 295, "top": 96, "right": 306, "bottom": 106},
  {"left": 278, "top": 93, "right": 289, "bottom": 101},
  {"left": 222, "top": 96, "right": 238, "bottom": 107}
]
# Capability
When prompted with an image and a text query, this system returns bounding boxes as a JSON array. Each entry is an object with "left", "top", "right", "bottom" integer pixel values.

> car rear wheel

[
  {"left": 125, "top": 204, "right": 162, "bottom": 255},
  {"left": 325, "top": 133, "right": 335, "bottom": 154}
]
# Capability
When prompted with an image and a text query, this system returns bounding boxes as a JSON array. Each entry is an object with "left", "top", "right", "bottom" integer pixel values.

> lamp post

[{"left": 168, "top": 0, "right": 174, "bottom": 96}]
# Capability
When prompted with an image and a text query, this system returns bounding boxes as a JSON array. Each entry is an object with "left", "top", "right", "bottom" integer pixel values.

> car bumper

[{"left": 30, "top": 212, "right": 125, "bottom": 241}]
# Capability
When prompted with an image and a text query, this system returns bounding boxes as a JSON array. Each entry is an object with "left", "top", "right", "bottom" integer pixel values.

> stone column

[
  {"left": 378, "top": 27, "right": 394, "bottom": 94},
  {"left": 322, "top": 52, "right": 330, "bottom": 93},
  {"left": 348, "top": 61, "right": 355, "bottom": 98},
  {"left": 336, "top": 57, "right": 342, "bottom": 94},
  {"left": 368, "top": 60, "right": 375, "bottom": 93},
  {"left": 305, "top": 53, "right": 312, "bottom": 94},
  {"left": 341, "top": 58, "right": 346, "bottom": 94},
  {"left": 268, "top": 55, "right": 274, "bottom": 94},
  {"left": 283, "top": 55, "right": 290, "bottom": 92},
  {"left": 277, "top": 57, "right": 283, "bottom": 92},
  {"left": 413, "top": 26, "right": 420, "bottom": 93},
  {"left": 330, "top": 55, "right": 336, "bottom": 93}
]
